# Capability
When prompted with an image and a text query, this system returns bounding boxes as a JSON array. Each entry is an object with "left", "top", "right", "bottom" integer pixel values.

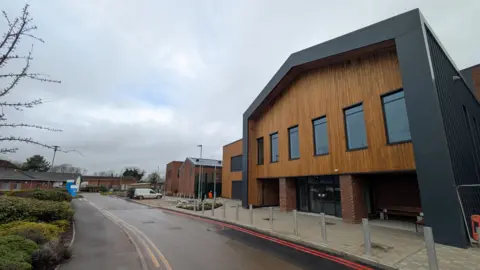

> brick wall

[
  {"left": 0, "top": 180, "right": 53, "bottom": 191},
  {"left": 340, "top": 175, "right": 368, "bottom": 223},
  {"left": 83, "top": 176, "right": 136, "bottom": 189},
  {"left": 279, "top": 178, "right": 296, "bottom": 211},
  {"left": 165, "top": 161, "right": 183, "bottom": 194}
]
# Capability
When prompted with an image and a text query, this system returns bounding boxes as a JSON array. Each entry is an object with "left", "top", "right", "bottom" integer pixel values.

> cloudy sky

[{"left": 1, "top": 0, "right": 479, "bottom": 175}]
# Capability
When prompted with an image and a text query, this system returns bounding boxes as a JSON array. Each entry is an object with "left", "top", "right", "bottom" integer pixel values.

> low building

[
  {"left": 239, "top": 9, "right": 479, "bottom": 248},
  {"left": 82, "top": 176, "right": 136, "bottom": 190},
  {"left": 178, "top": 157, "right": 222, "bottom": 197},
  {"left": 164, "top": 161, "right": 183, "bottom": 194},
  {"left": 0, "top": 160, "right": 80, "bottom": 190},
  {"left": 222, "top": 139, "right": 243, "bottom": 200}
]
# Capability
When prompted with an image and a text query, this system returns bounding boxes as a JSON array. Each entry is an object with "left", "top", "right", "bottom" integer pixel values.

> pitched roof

[
  {"left": 0, "top": 168, "right": 79, "bottom": 181},
  {"left": 186, "top": 157, "right": 222, "bottom": 167}
]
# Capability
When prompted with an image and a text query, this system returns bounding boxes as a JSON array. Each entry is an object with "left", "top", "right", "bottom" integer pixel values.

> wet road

[{"left": 68, "top": 193, "right": 373, "bottom": 270}]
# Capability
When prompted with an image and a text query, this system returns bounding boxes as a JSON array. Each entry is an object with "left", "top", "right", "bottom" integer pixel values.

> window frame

[
  {"left": 288, "top": 125, "right": 300, "bottom": 160},
  {"left": 312, "top": 116, "right": 329, "bottom": 156},
  {"left": 380, "top": 88, "right": 412, "bottom": 145},
  {"left": 343, "top": 102, "right": 368, "bottom": 151},
  {"left": 257, "top": 137, "right": 264, "bottom": 165},
  {"left": 270, "top": 132, "right": 279, "bottom": 163},
  {"left": 230, "top": 155, "right": 242, "bottom": 172}
]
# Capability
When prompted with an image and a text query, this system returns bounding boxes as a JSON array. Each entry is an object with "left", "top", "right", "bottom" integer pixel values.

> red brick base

[
  {"left": 279, "top": 178, "right": 296, "bottom": 212},
  {"left": 340, "top": 175, "right": 368, "bottom": 223}
]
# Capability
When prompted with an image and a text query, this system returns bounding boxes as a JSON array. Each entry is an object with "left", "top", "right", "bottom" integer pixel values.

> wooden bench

[{"left": 378, "top": 206, "right": 422, "bottom": 220}]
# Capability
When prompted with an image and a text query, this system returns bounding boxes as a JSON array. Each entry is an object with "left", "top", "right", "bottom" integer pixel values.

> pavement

[
  {"left": 137, "top": 196, "right": 480, "bottom": 270},
  {"left": 60, "top": 193, "right": 376, "bottom": 270}
]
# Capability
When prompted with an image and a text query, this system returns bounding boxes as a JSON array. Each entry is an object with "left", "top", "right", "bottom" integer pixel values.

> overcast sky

[{"left": 1, "top": 0, "right": 479, "bottom": 175}]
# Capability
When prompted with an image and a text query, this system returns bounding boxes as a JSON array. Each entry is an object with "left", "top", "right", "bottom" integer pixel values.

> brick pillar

[
  {"left": 279, "top": 178, "right": 296, "bottom": 212},
  {"left": 340, "top": 175, "right": 367, "bottom": 223}
]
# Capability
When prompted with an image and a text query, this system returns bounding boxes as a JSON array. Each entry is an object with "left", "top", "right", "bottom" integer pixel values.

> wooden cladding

[
  {"left": 247, "top": 48, "right": 415, "bottom": 205},
  {"left": 222, "top": 139, "right": 242, "bottom": 198}
]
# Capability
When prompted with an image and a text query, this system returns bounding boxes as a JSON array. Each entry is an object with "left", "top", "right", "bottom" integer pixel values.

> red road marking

[{"left": 156, "top": 207, "right": 373, "bottom": 270}]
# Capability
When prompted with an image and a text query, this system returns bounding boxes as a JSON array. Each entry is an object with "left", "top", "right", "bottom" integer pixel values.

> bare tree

[
  {"left": 50, "top": 163, "right": 87, "bottom": 175},
  {"left": 0, "top": 4, "right": 61, "bottom": 154}
]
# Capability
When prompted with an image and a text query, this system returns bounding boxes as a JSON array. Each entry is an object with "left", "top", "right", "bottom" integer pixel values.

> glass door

[
  {"left": 309, "top": 184, "right": 324, "bottom": 214},
  {"left": 296, "top": 177, "right": 309, "bottom": 212}
]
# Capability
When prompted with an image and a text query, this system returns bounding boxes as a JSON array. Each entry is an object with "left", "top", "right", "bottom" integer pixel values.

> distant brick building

[
  {"left": 164, "top": 161, "right": 183, "bottom": 194},
  {"left": 178, "top": 158, "right": 222, "bottom": 198},
  {"left": 82, "top": 176, "right": 136, "bottom": 190}
]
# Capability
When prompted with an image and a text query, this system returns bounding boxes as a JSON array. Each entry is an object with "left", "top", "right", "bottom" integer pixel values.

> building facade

[
  {"left": 461, "top": 64, "right": 480, "bottom": 100},
  {"left": 178, "top": 158, "right": 222, "bottom": 197},
  {"left": 164, "top": 161, "right": 183, "bottom": 194},
  {"left": 82, "top": 176, "right": 136, "bottom": 190},
  {"left": 241, "top": 9, "right": 480, "bottom": 248},
  {"left": 221, "top": 139, "right": 243, "bottom": 200}
]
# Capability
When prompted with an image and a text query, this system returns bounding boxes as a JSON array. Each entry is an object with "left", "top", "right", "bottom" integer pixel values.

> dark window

[
  {"left": 257, "top": 138, "right": 264, "bottom": 165},
  {"left": 288, "top": 126, "right": 300, "bottom": 159},
  {"left": 230, "top": 155, "right": 242, "bottom": 172},
  {"left": 313, "top": 117, "right": 328, "bottom": 155},
  {"left": 382, "top": 90, "right": 411, "bottom": 143},
  {"left": 270, "top": 133, "right": 279, "bottom": 163},
  {"left": 344, "top": 104, "right": 368, "bottom": 150}
]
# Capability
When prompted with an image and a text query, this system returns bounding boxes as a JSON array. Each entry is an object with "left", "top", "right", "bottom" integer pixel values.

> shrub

[
  {"left": 51, "top": 220, "right": 69, "bottom": 232},
  {"left": 99, "top": 185, "right": 108, "bottom": 192},
  {"left": 31, "top": 239, "right": 70, "bottom": 270},
  {"left": 0, "top": 197, "right": 74, "bottom": 224},
  {"left": 0, "top": 221, "right": 63, "bottom": 244},
  {"left": 127, "top": 188, "right": 135, "bottom": 199},
  {"left": 0, "top": 235, "right": 39, "bottom": 270},
  {"left": 29, "top": 190, "right": 72, "bottom": 202}
]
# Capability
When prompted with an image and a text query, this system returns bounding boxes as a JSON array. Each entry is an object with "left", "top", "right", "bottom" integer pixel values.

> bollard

[
  {"left": 320, "top": 213, "right": 327, "bottom": 243},
  {"left": 362, "top": 218, "right": 372, "bottom": 256},
  {"left": 293, "top": 210, "right": 298, "bottom": 236},
  {"left": 193, "top": 200, "right": 197, "bottom": 212},
  {"left": 236, "top": 204, "right": 240, "bottom": 221},
  {"left": 202, "top": 202, "right": 205, "bottom": 214},
  {"left": 223, "top": 203, "right": 227, "bottom": 219},
  {"left": 211, "top": 203, "right": 215, "bottom": 217},
  {"left": 269, "top": 207, "right": 274, "bottom": 230},
  {"left": 424, "top": 227, "right": 439, "bottom": 270},
  {"left": 249, "top": 204, "right": 253, "bottom": 224}
]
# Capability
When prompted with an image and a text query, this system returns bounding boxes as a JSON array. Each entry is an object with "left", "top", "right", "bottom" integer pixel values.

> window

[
  {"left": 230, "top": 155, "right": 242, "bottom": 172},
  {"left": 313, "top": 117, "right": 328, "bottom": 155},
  {"left": 257, "top": 138, "right": 264, "bottom": 165},
  {"left": 288, "top": 126, "right": 300, "bottom": 159},
  {"left": 13, "top": 183, "right": 21, "bottom": 190},
  {"left": 270, "top": 132, "right": 279, "bottom": 163},
  {"left": 382, "top": 90, "right": 411, "bottom": 143},
  {"left": 0, "top": 183, "right": 9, "bottom": 190},
  {"left": 344, "top": 103, "right": 368, "bottom": 150}
]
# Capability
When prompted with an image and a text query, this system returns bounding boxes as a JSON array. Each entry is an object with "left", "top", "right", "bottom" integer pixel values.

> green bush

[
  {"left": 0, "top": 197, "right": 74, "bottom": 224},
  {"left": 51, "top": 220, "right": 69, "bottom": 232},
  {"left": 127, "top": 188, "right": 135, "bottom": 199},
  {"left": 31, "top": 239, "right": 70, "bottom": 270},
  {"left": 29, "top": 190, "right": 72, "bottom": 202},
  {"left": 0, "top": 235, "right": 39, "bottom": 270},
  {"left": 0, "top": 221, "right": 63, "bottom": 244}
]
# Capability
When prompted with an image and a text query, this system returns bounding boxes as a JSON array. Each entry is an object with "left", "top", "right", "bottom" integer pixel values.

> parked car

[{"left": 133, "top": 188, "right": 162, "bottom": 200}]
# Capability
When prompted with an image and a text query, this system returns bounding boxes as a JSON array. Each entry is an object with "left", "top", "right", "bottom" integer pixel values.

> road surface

[{"left": 62, "top": 193, "right": 375, "bottom": 270}]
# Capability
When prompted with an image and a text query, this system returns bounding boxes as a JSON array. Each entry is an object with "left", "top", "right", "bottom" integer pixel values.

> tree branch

[
  {"left": 0, "top": 123, "right": 62, "bottom": 131},
  {"left": 0, "top": 99, "right": 43, "bottom": 109},
  {"left": 0, "top": 136, "right": 56, "bottom": 153}
]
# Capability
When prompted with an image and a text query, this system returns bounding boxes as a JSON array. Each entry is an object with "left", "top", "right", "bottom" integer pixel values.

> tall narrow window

[
  {"left": 288, "top": 126, "right": 300, "bottom": 159},
  {"left": 230, "top": 155, "right": 242, "bottom": 172},
  {"left": 313, "top": 117, "right": 328, "bottom": 155},
  {"left": 344, "top": 103, "right": 368, "bottom": 150},
  {"left": 382, "top": 90, "right": 411, "bottom": 143},
  {"left": 257, "top": 138, "right": 264, "bottom": 165},
  {"left": 270, "top": 133, "right": 279, "bottom": 163}
]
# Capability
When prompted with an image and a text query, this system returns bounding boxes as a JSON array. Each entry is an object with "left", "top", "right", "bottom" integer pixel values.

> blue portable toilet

[
  {"left": 66, "top": 180, "right": 75, "bottom": 194},
  {"left": 70, "top": 185, "right": 78, "bottom": 197}
]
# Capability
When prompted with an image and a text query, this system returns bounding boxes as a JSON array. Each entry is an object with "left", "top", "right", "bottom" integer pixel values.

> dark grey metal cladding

[{"left": 242, "top": 114, "right": 249, "bottom": 208}]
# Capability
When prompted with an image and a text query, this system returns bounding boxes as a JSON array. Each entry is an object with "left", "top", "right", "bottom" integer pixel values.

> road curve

[{"left": 66, "top": 193, "right": 376, "bottom": 270}]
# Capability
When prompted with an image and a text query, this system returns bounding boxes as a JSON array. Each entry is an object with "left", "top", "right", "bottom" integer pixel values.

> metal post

[
  {"left": 269, "top": 207, "right": 274, "bottom": 229},
  {"left": 236, "top": 204, "right": 240, "bottom": 221},
  {"left": 223, "top": 203, "right": 226, "bottom": 219},
  {"left": 249, "top": 204, "right": 253, "bottom": 225},
  {"left": 211, "top": 203, "right": 215, "bottom": 216},
  {"left": 320, "top": 213, "right": 327, "bottom": 243},
  {"left": 193, "top": 200, "right": 197, "bottom": 212},
  {"left": 362, "top": 218, "right": 372, "bottom": 256},
  {"left": 202, "top": 202, "right": 205, "bottom": 214},
  {"left": 424, "top": 227, "right": 439, "bottom": 270},
  {"left": 213, "top": 163, "right": 217, "bottom": 204},
  {"left": 293, "top": 210, "right": 298, "bottom": 236}
]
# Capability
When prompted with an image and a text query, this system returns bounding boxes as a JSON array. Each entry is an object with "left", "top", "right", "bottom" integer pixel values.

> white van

[{"left": 134, "top": 188, "right": 162, "bottom": 200}]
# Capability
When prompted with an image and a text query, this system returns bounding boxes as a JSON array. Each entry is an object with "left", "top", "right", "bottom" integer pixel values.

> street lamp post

[{"left": 197, "top": 145, "right": 203, "bottom": 200}]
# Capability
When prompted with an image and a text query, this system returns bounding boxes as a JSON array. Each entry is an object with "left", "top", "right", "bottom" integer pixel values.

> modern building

[
  {"left": 461, "top": 64, "right": 480, "bottom": 100},
  {"left": 164, "top": 161, "right": 183, "bottom": 194},
  {"left": 221, "top": 139, "right": 243, "bottom": 200},
  {"left": 240, "top": 9, "right": 480, "bottom": 248},
  {"left": 178, "top": 157, "right": 222, "bottom": 198}
]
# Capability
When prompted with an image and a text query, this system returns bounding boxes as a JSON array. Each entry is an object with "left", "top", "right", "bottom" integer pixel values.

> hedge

[
  {"left": 0, "top": 189, "right": 72, "bottom": 202},
  {"left": 0, "top": 235, "right": 39, "bottom": 270},
  {"left": 0, "top": 197, "right": 74, "bottom": 224},
  {"left": 0, "top": 221, "right": 64, "bottom": 245}
]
